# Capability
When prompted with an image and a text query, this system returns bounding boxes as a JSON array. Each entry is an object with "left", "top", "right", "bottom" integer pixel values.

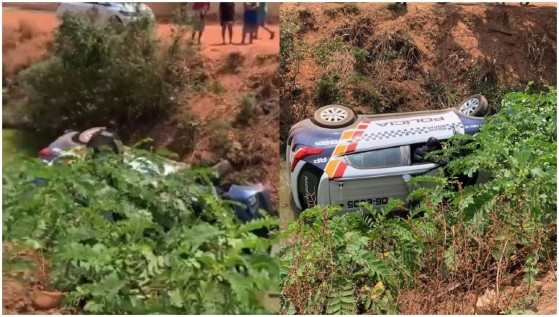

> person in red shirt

[{"left": 191, "top": 2, "right": 210, "bottom": 44}]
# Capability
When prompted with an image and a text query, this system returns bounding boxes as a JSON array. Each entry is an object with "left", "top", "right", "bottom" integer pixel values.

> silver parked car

[
  {"left": 286, "top": 95, "right": 488, "bottom": 212},
  {"left": 57, "top": 2, "right": 155, "bottom": 24}
]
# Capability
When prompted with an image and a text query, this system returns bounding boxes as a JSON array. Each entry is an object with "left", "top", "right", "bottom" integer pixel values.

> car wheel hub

[
  {"left": 321, "top": 107, "right": 347, "bottom": 122},
  {"left": 459, "top": 98, "right": 479, "bottom": 115}
]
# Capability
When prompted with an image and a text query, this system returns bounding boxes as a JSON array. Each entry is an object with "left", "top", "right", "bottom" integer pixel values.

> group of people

[{"left": 190, "top": 2, "right": 275, "bottom": 45}]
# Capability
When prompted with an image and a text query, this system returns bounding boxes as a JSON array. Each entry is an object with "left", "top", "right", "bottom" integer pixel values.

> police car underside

[{"left": 289, "top": 108, "right": 484, "bottom": 212}]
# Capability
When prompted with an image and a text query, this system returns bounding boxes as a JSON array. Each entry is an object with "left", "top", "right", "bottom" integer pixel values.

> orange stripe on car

[
  {"left": 325, "top": 160, "right": 340, "bottom": 178},
  {"left": 341, "top": 131, "right": 353, "bottom": 140},
  {"left": 334, "top": 144, "right": 347, "bottom": 156}
]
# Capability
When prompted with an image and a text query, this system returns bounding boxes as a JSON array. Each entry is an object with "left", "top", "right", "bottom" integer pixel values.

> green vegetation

[
  {"left": 18, "top": 12, "right": 204, "bottom": 142},
  {"left": 324, "top": 3, "right": 361, "bottom": 18},
  {"left": 280, "top": 88, "right": 557, "bottom": 314},
  {"left": 350, "top": 75, "right": 381, "bottom": 107},
  {"left": 352, "top": 46, "right": 369, "bottom": 73},
  {"left": 208, "top": 119, "right": 232, "bottom": 157},
  {"left": 295, "top": 8, "right": 317, "bottom": 34},
  {"left": 385, "top": 3, "right": 407, "bottom": 13},
  {"left": 2, "top": 129, "right": 50, "bottom": 161},
  {"left": 465, "top": 58, "right": 521, "bottom": 114},
  {"left": 236, "top": 94, "right": 258, "bottom": 125},
  {"left": 3, "top": 151, "right": 279, "bottom": 314},
  {"left": 313, "top": 37, "right": 344, "bottom": 68},
  {"left": 316, "top": 73, "right": 345, "bottom": 106}
]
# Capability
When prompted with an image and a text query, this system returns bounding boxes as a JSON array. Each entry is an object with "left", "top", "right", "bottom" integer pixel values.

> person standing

[
  {"left": 241, "top": 2, "right": 258, "bottom": 45},
  {"left": 254, "top": 2, "right": 275, "bottom": 40},
  {"left": 219, "top": 2, "right": 235, "bottom": 45},
  {"left": 191, "top": 2, "right": 210, "bottom": 44}
]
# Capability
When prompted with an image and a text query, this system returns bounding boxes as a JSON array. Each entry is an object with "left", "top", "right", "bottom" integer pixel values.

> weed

[
  {"left": 280, "top": 201, "right": 412, "bottom": 314},
  {"left": 465, "top": 57, "right": 520, "bottom": 113},
  {"left": 421, "top": 72, "right": 461, "bottom": 109},
  {"left": 221, "top": 52, "right": 245, "bottom": 74},
  {"left": 370, "top": 31, "right": 421, "bottom": 66},
  {"left": 324, "top": 3, "right": 361, "bottom": 17},
  {"left": 313, "top": 37, "right": 344, "bottom": 68},
  {"left": 210, "top": 80, "right": 226, "bottom": 95},
  {"left": 323, "top": 8, "right": 338, "bottom": 18},
  {"left": 168, "top": 110, "right": 200, "bottom": 158},
  {"left": 385, "top": 3, "right": 407, "bottom": 12},
  {"left": 236, "top": 94, "right": 258, "bottom": 125},
  {"left": 352, "top": 46, "right": 370, "bottom": 73},
  {"left": 351, "top": 77, "right": 381, "bottom": 107},
  {"left": 525, "top": 33, "right": 553, "bottom": 72},
  {"left": 208, "top": 119, "right": 232, "bottom": 157},
  {"left": 296, "top": 8, "right": 317, "bottom": 34},
  {"left": 341, "top": 3, "right": 361, "bottom": 15},
  {"left": 316, "top": 73, "right": 345, "bottom": 105}
]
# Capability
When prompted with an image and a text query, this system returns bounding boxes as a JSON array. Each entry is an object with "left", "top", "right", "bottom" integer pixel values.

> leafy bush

[
  {"left": 18, "top": 12, "right": 205, "bottom": 140},
  {"left": 3, "top": 151, "right": 279, "bottom": 314},
  {"left": 444, "top": 86, "right": 556, "bottom": 219},
  {"left": 350, "top": 76, "right": 381, "bottom": 107},
  {"left": 236, "top": 94, "right": 258, "bottom": 125},
  {"left": 313, "top": 37, "right": 344, "bottom": 68},
  {"left": 324, "top": 3, "right": 361, "bottom": 18},
  {"left": 280, "top": 201, "right": 424, "bottom": 314},
  {"left": 316, "top": 73, "right": 345, "bottom": 105},
  {"left": 352, "top": 46, "right": 369, "bottom": 73},
  {"left": 209, "top": 119, "right": 232, "bottom": 157},
  {"left": 385, "top": 3, "right": 407, "bottom": 12}
]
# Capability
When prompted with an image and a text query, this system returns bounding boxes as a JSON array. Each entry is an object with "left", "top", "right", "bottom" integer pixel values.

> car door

[
  {"left": 328, "top": 145, "right": 440, "bottom": 212},
  {"left": 328, "top": 146, "right": 409, "bottom": 212}
]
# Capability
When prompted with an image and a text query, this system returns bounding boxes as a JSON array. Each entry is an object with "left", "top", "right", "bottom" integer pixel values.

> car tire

[
  {"left": 313, "top": 105, "right": 356, "bottom": 128},
  {"left": 457, "top": 94, "right": 488, "bottom": 117},
  {"left": 78, "top": 127, "right": 105, "bottom": 144}
]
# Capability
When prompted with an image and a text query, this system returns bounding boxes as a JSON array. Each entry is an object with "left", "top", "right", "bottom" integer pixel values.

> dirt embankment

[{"left": 280, "top": 2, "right": 557, "bottom": 145}]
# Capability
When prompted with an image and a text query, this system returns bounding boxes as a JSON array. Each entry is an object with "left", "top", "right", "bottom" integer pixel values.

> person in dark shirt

[
  {"left": 86, "top": 121, "right": 120, "bottom": 155},
  {"left": 219, "top": 2, "right": 235, "bottom": 45},
  {"left": 413, "top": 137, "right": 449, "bottom": 165}
]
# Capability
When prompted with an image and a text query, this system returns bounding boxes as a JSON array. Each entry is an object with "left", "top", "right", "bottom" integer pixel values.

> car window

[{"left": 345, "top": 146, "right": 407, "bottom": 169}]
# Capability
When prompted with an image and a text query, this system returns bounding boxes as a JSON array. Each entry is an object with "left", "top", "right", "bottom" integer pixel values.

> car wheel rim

[
  {"left": 459, "top": 98, "right": 479, "bottom": 115},
  {"left": 320, "top": 107, "right": 347, "bottom": 122}
]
